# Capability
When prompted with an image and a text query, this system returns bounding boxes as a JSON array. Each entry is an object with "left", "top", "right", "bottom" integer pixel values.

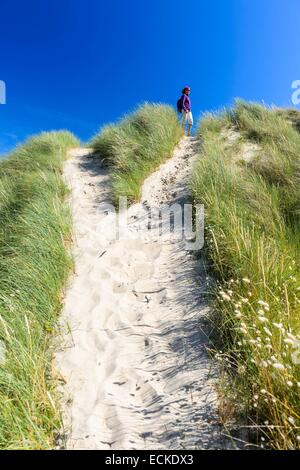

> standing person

[{"left": 178, "top": 86, "right": 193, "bottom": 136}]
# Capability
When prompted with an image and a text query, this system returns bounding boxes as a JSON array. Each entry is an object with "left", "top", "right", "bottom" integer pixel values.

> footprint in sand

[{"left": 57, "top": 141, "right": 230, "bottom": 450}]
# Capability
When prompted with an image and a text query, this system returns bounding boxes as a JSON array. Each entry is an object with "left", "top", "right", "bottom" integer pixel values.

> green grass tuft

[
  {"left": 192, "top": 101, "right": 300, "bottom": 449},
  {"left": 0, "top": 131, "right": 79, "bottom": 449},
  {"left": 90, "top": 103, "right": 182, "bottom": 204}
]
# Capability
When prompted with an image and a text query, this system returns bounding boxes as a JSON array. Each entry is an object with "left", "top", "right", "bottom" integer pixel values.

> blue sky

[{"left": 1, "top": 0, "right": 300, "bottom": 154}]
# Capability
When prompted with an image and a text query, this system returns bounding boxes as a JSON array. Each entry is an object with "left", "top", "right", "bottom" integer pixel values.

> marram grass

[
  {"left": 192, "top": 101, "right": 300, "bottom": 449},
  {"left": 90, "top": 103, "right": 182, "bottom": 204},
  {"left": 0, "top": 131, "right": 79, "bottom": 449}
]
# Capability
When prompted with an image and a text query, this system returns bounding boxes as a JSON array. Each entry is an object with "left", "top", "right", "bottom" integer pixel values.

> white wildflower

[
  {"left": 221, "top": 293, "right": 231, "bottom": 301},
  {"left": 292, "top": 351, "right": 300, "bottom": 365},
  {"left": 258, "top": 316, "right": 268, "bottom": 323},
  {"left": 284, "top": 338, "right": 295, "bottom": 346},
  {"left": 263, "top": 327, "right": 272, "bottom": 337},
  {"left": 258, "top": 300, "right": 269, "bottom": 307}
]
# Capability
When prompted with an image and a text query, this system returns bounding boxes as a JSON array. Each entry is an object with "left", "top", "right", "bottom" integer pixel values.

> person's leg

[
  {"left": 187, "top": 112, "right": 193, "bottom": 136},
  {"left": 182, "top": 111, "right": 186, "bottom": 135}
]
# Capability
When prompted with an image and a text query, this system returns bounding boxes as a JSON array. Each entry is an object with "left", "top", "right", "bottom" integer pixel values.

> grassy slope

[
  {"left": 0, "top": 131, "right": 79, "bottom": 449},
  {"left": 90, "top": 103, "right": 182, "bottom": 204},
  {"left": 191, "top": 100, "right": 300, "bottom": 449},
  {"left": 0, "top": 103, "right": 179, "bottom": 448}
]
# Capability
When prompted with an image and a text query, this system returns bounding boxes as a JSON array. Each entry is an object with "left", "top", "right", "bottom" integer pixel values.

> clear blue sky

[{"left": 1, "top": 0, "right": 300, "bottom": 154}]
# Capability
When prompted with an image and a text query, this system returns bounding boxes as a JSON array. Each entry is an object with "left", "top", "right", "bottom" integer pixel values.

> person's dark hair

[{"left": 182, "top": 86, "right": 190, "bottom": 94}]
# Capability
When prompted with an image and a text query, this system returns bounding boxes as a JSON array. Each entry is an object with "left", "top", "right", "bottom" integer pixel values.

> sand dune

[{"left": 55, "top": 138, "right": 229, "bottom": 449}]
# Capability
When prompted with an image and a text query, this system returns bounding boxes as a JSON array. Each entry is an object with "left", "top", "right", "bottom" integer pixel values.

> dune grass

[
  {"left": 0, "top": 131, "right": 79, "bottom": 449},
  {"left": 191, "top": 100, "right": 300, "bottom": 449},
  {"left": 90, "top": 103, "right": 182, "bottom": 204}
]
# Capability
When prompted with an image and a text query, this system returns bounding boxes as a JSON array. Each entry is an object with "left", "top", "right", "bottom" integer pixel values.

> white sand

[{"left": 55, "top": 138, "right": 229, "bottom": 450}]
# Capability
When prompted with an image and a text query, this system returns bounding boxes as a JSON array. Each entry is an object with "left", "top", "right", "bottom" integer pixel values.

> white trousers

[{"left": 182, "top": 110, "right": 193, "bottom": 126}]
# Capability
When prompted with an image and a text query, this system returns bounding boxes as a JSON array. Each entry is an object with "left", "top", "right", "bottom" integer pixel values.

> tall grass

[
  {"left": 0, "top": 131, "right": 79, "bottom": 449},
  {"left": 228, "top": 100, "right": 300, "bottom": 229},
  {"left": 191, "top": 101, "right": 300, "bottom": 449},
  {"left": 90, "top": 103, "right": 181, "bottom": 204}
]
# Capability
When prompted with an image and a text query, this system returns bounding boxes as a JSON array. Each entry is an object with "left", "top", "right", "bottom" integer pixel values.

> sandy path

[{"left": 55, "top": 138, "right": 228, "bottom": 450}]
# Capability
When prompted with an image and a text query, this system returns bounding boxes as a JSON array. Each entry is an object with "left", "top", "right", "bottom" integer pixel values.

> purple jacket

[{"left": 182, "top": 94, "right": 191, "bottom": 112}]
